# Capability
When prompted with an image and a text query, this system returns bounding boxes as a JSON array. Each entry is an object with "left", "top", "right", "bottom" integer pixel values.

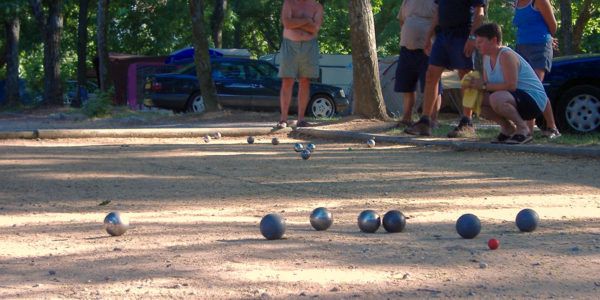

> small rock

[
  {"left": 113, "top": 247, "right": 122, "bottom": 251},
  {"left": 402, "top": 273, "right": 410, "bottom": 280},
  {"left": 594, "top": 282, "right": 600, "bottom": 287},
  {"left": 48, "top": 270, "right": 56, "bottom": 275},
  {"left": 468, "top": 291, "right": 476, "bottom": 296},
  {"left": 299, "top": 291, "right": 307, "bottom": 296},
  {"left": 330, "top": 287, "right": 340, "bottom": 292},
  {"left": 571, "top": 246, "right": 581, "bottom": 252},
  {"left": 171, "top": 284, "right": 182, "bottom": 289},
  {"left": 260, "top": 292, "right": 271, "bottom": 300},
  {"left": 33, "top": 284, "right": 41, "bottom": 288},
  {"left": 479, "top": 262, "right": 488, "bottom": 269},
  {"left": 532, "top": 262, "right": 541, "bottom": 266}
]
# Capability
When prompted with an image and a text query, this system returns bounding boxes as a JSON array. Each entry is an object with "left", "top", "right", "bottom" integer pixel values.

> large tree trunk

[
  {"left": 97, "top": 0, "right": 110, "bottom": 92},
  {"left": 189, "top": 0, "right": 219, "bottom": 112},
  {"left": 30, "top": 0, "right": 64, "bottom": 106},
  {"left": 4, "top": 16, "right": 20, "bottom": 107},
  {"left": 349, "top": 0, "right": 388, "bottom": 120},
  {"left": 559, "top": 0, "right": 573, "bottom": 55},
  {"left": 572, "top": 0, "right": 594, "bottom": 53},
  {"left": 73, "top": 0, "right": 90, "bottom": 107},
  {"left": 210, "top": 0, "right": 227, "bottom": 48}
]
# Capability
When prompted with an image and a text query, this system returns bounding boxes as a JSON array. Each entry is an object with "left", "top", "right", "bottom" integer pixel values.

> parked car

[
  {"left": 542, "top": 53, "right": 600, "bottom": 133},
  {"left": 63, "top": 80, "right": 98, "bottom": 105},
  {"left": 143, "top": 57, "right": 349, "bottom": 118}
]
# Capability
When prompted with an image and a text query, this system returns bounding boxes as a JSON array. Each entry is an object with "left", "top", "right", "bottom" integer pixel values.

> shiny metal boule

[
  {"left": 310, "top": 207, "right": 333, "bottom": 231},
  {"left": 307, "top": 143, "right": 316, "bottom": 152},
  {"left": 103, "top": 211, "right": 129, "bottom": 236},
  {"left": 301, "top": 149, "right": 311, "bottom": 160},
  {"left": 213, "top": 132, "right": 222, "bottom": 139},
  {"left": 294, "top": 143, "right": 304, "bottom": 152},
  {"left": 260, "top": 213, "right": 286, "bottom": 240},
  {"left": 203, "top": 135, "right": 211, "bottom": 143},
  {"left": 357, "top": 210, "right": 381, "bottom": 233},
  {"left": 367, "top": 139, "right": 376, "bottom": 148},
  {"left": 247, "top": 136, "right": 255, "bottom": 144},
  {"left": 272, "top": 137, "right": 280, "bottom": 145},
  {"left": 382, "top": 210, "right": 406, "bottom": 233}
]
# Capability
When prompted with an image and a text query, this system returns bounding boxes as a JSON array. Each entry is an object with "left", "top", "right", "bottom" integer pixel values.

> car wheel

[
  {"left": 556, "top": 85, "right": 600, "bottom": 133},
  {"left": 308, "top": 95, "right": 335, "bottom": 118},
  {"left": 187, "top": 92, "right": 206, "bottom": 113}
]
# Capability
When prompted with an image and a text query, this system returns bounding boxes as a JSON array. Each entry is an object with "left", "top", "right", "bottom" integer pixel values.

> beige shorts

[{"left": 278, "top": 38, "right": 320, "bottom": 79}]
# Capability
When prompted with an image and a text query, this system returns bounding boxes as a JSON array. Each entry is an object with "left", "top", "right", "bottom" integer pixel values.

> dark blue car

[
  {"left": 542, "top": 53, "right": 600, "bottom": 133},
  {"left": 143, "top": 57, "right": 349, "bottom": 118}
]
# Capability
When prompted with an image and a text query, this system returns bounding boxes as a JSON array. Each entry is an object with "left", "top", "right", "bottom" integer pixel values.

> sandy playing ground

[{"left": 0, "top": 134, "right": 599, "bottom": 299}]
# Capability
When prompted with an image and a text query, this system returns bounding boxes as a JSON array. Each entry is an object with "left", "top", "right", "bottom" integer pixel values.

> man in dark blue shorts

[{"left": 404, "top": 0, "right": 486, "bottom": 137}]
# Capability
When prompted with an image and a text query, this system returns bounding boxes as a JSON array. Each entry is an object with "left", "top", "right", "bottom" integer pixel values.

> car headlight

[{"left": 338, "top": 89, "right": 346, "bottom": 98}]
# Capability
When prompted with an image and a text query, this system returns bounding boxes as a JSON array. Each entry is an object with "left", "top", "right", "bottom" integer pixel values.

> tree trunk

[
  {"left": 349, "top": 0, "right": 388, "bottom": 120},
  {"left": 44, "top": 1, "right": 63, "bottom": 105},
  {"left": 4, "top": 16, "right": 20, "bottom": 107},
  {"left": 189, "top": 0, "right": 219, "bottom": 112},
  {"left": 559, "top": 0, "right": 573, "bottom": 55},
  {"left": 73, "top": 0, "right": 90, "bottom": 107},
  {"left": 572, "top": 0, "right": 594, "bottom": 53},
  {"left": 210, "top": 0, "right": 227, "bottom": 48},
  {"left": 97, "top": 0, "right": 110, "bottom": 92},
  {"left": 30, "top": 0, "right": 64, "bottom": 106}
]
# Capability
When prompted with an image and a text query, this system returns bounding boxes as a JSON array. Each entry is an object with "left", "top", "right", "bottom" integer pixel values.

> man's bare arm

[
  {"left": 281, "top": 0, "right": 312, "bottom": 29},
  {"left": 297, "top": 3, "right": 323, "bottom": 34}
]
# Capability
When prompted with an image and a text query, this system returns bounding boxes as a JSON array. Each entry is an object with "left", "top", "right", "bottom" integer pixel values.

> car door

[
  {"left": 212, "top": 61, "right": 255, "bottom": 109},
  {"left": 246, "top": 61, "right": 282, "bottom": 110}
]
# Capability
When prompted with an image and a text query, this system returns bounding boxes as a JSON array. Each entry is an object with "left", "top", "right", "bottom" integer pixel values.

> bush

[{"left": 82, "top": 88, "right": 113, "bottom": 118}]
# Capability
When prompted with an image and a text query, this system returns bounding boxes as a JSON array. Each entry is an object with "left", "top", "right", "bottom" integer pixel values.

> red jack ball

[{"left": 488, "top": 238, "right": 500, "bottom": 250}]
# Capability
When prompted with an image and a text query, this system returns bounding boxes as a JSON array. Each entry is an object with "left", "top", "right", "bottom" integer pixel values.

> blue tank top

[
  {"left": 513, "top": 0, "right": 551, "bottom": 44},
  {"left": 483, "top": 47, "right": 547, "bottom": 111}
]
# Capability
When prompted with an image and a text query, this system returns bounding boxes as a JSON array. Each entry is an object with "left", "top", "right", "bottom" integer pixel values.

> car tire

[
  {"left": 555, "top": 85, "right": 600, "bottom": 133},
  {"left": 187, "top": 92, "right": 206, "bottom": 113},
  {"left": 308, "top": 95, "right": 335, "bottom": 118}
]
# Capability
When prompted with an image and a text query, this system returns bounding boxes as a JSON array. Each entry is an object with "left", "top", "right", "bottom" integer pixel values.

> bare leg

[
  {"left": 480, "top": 93, "right": 515, "bottom": 135},
  {"left": 532, "top": 69, "right": 558, "bottom": 131},
  {"left": 297, "top": 78, "right": 310, "bottom": 121},
  {"left": 402, "top": 92, "right": 416, "bottom": 122},
  {"left": 431, "top": 93, "right": 442, "bottom": 124},
  {"left": 279, "top": 78, "right": 294, "bottom": 122},
  {"left": 489, "top": 91, "right": 529, "bottom": 136},
  {"left": 457, "top": 69, "right": 473, "bottom": 119},
  {"left": 422, "top": 65, "right": 445, "bottom": 117}
]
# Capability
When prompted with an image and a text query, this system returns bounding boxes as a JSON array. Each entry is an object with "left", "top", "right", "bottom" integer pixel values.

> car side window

[{"left": 249, "top": 62, "right": 278, "bottom": 80}]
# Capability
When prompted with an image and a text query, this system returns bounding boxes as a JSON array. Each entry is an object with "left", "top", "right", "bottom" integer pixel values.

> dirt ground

[{"left": 1, "top": 127, "right": 599, "bottom": 299}]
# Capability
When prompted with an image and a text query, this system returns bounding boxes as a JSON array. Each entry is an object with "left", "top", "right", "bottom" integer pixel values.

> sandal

[
  {"left": 505, "top": 134, "right": 533, "bottom": 144},
  {"left": 491, "top": 132, "right": 511, "bottom": 144}
]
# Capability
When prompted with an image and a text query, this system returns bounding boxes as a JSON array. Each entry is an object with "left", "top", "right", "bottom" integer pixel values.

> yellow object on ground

[{"left": 461, "top": 71, "right": 483, "bottom": 115}]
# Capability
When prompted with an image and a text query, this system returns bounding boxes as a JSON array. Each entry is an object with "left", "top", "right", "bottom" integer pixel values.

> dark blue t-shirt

[{"left": 435, "top": 0, "right": 486, "bottom": 33}]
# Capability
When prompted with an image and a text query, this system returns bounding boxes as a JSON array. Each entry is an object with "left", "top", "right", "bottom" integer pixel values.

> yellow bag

[{"left": 461, "top": 71, "right": 483, "bottom": 115}]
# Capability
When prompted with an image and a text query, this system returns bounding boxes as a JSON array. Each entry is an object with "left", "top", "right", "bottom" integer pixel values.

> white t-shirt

[{"left": 398, "top": 0, "right": 437, "bottom": 50}]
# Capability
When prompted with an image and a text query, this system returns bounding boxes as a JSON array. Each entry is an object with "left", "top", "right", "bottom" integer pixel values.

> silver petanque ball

[
  {"left": 294, "top": 143, "right": 304, "bottom": 152},
  {"left": 307, "top": 143, "right": 316, "bottom": 152},
  {"left": 272, "top": 137, "right": 280, "bottom": 145},
  {"left": 310, "top": 207, "right": 333, "bottom": 231},
  {"left": 213, "top": 132, "right": 222, "bottom": 139},
  {"left": 301, "top": 149, "right": 311, "bottom": 160},
  {"left": 103, "top": 211, "right": 129, "bottom": 236},
  {"left": 203, "top": 135, "right": 211, "bottom": 143},
  {"left": 247, "top": 136, "right": 255, "bottom": 144},
  {"left": 357, "top": 210, "right": 381, "bottom": 233},
  {"left": 367, "top": 138, "right": 376, "bottom": 148}
]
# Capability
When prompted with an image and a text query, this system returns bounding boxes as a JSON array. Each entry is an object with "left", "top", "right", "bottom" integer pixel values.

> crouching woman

[{"left": 468, "top": 23, "right": 548, "bottom": 144}]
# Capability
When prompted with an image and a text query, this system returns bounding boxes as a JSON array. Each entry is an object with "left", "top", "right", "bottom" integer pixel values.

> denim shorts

[
  {"left": 429, "top": 31, "right": 473, "bottom": 70},
  {"left": 278, "top": 38, "right": 320, "bottom": 79},
  {"left": 394, "top": 47, "right": 443, "bottom": 94},
  {"left": 510, "top": 89, "right": 543, "bottom": 120},
  {"left": 515, "top": 40, "right": 553, "bottom": 73}
]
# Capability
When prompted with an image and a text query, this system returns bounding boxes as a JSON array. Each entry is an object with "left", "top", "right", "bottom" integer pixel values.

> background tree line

[{"left": 0, "top": 0, "right": 598, "bottom": 110}]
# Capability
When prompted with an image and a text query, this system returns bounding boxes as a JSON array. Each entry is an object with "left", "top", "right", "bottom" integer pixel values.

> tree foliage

[{"left": 1, "top": 0, "right": 598, "bottom": 105}]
